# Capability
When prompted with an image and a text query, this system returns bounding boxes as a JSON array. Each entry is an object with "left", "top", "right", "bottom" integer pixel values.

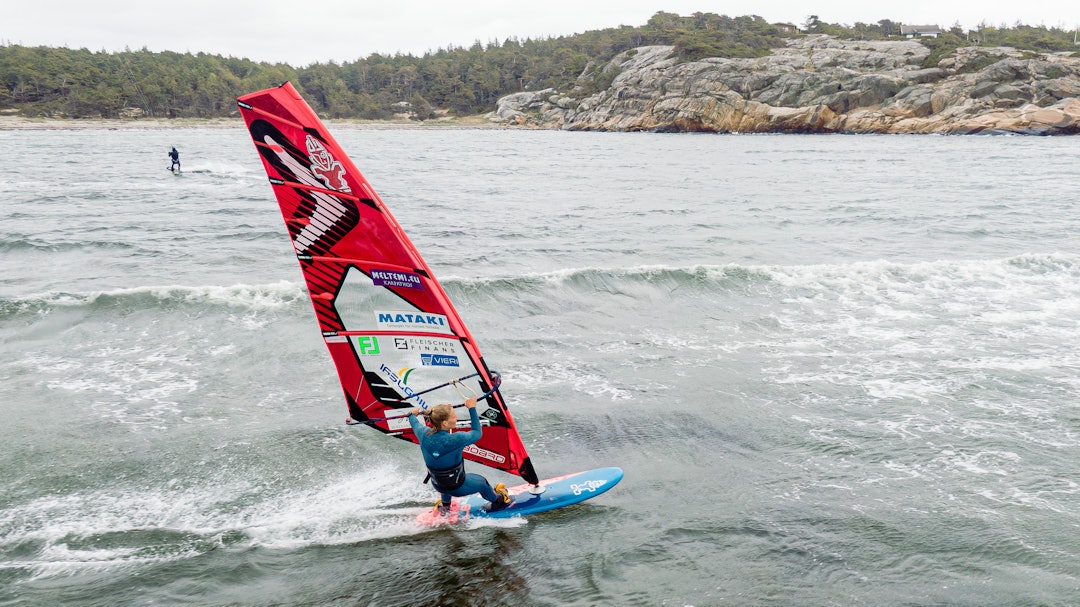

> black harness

[{"left": 425, "top": 460, "right": 466, "bottom": 491}]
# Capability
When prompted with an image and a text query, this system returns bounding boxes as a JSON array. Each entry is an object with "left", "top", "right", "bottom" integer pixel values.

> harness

[{"left": 425, "top": 460, "right": 466, "bottom": 491}]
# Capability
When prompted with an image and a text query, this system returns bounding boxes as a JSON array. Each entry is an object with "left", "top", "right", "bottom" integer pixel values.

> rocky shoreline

[
  {"left": 487, "top": 36, "right": 1080, "bottom": 135},
  {"left": 0, "top": 114, "right": 499, "bottom": 131},
  {"left": 7, "top": 38, "right": 1078, "bottom": 136}
]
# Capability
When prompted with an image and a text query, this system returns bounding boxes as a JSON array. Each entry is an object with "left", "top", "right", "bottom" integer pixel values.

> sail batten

[{"left": 238, "top": 82, "right": 538, "bottom": 484}]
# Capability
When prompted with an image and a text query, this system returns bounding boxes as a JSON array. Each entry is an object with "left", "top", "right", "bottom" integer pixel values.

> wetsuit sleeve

[
  {"left": 407, "top": 413, "right": 427, "bottom": 437},
  {"left": 446, "top": 407, "right": 483, "bottom": 449}
]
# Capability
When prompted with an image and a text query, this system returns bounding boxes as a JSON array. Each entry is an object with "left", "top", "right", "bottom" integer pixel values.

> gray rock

[{"left": 488, "top": 36, "right": 1080, "bottom": 134}]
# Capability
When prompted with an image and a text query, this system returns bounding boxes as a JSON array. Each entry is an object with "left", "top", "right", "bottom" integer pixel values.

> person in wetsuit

[
  {"left": 409, "top": 396, "right": 512, "bottom": 515},
  {"left": 169, "top": 147, "right": 181, "bottom": 172}
]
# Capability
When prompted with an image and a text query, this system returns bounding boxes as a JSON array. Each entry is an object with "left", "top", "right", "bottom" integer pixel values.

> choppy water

[{"left": 1, "top": 126, "right": 1079, "bottom": 606}]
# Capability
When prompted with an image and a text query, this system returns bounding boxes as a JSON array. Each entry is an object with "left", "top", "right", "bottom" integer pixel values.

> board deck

[{"left": 417, "top": 467, "right": 623, "bottom": 525}]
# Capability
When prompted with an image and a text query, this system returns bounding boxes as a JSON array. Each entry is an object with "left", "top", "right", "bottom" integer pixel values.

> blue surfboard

[{"left": 417, "top": 467, "right": 623, "bottom": 524}]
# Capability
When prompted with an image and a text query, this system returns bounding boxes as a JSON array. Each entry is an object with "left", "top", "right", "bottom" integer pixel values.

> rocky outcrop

[{"left": 487, "top": 36, "right": 1080, "bottom": 134}]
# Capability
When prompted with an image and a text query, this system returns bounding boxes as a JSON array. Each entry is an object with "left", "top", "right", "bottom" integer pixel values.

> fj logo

[{"left": 357, "top": 336, "right": 380, "bottom": 355}]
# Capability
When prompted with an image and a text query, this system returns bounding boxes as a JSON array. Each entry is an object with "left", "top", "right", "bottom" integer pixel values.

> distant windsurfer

[
  {"left": 409, "top": 397, "right": 512, "bottom": 515},
  {"left": 168, "top": 147, "right": 181, "bottom": 172}
]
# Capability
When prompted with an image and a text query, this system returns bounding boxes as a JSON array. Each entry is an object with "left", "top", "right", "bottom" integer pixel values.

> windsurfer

[
  {"left": 409, "top": 397, "right": 512, "bottom": 515},
  {"left": 169, "top": 147, "right": 181, "bottom": 172}
]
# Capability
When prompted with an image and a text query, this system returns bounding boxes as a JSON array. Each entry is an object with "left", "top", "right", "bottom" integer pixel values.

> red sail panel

[{"left": 238, "top": 83, "right": 537, "bottom": 484}]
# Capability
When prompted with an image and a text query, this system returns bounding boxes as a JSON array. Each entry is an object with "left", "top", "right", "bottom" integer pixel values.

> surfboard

[{"left": 416, "top": 467, "right": 624, "bottom": 525}]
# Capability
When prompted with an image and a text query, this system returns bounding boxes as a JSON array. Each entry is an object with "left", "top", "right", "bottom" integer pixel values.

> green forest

[{"left": 1, "top": 12, "right": 1077, "bottom": 120}]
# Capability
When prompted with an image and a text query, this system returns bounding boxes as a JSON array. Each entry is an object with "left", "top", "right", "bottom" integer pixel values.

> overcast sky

[{"left": 5, "top": 1, "right": 1078, "bottom": 66}]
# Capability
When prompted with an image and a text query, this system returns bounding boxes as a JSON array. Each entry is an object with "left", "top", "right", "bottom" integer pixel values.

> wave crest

[{"left": 0, "top": 281, "right": 308, "bottom": 320}]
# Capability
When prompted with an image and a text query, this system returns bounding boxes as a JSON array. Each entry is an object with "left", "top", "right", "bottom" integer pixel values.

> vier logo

[{"left": 421, "top": 354, "right": 459, "bottom": 367}]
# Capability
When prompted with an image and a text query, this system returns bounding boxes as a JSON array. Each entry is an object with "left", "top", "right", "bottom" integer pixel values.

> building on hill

[{"left": 899, "top": 24, "right": 944, "bottom": 38}]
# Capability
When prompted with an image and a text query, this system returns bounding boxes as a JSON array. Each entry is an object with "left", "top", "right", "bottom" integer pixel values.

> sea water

[{"left": 1, "top": 126, "right": 1079, "bottom": 606}]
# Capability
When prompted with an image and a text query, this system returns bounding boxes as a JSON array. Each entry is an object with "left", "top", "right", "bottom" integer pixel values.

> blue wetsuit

[{"left": 408, "top": 407, "right": 500, "bottom": 505}]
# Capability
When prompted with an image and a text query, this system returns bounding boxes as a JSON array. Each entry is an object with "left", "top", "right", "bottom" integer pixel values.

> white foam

[
  {"left": 863, "top": 378, "right": 948, "bottom": 403},
  {"left": 0, "top": 462, "right": 471, "bottom": 579},
  {"left": 178, "top": 161, "right": 257, "bottom": 178},
  {"left": 23, "top": 345, "right": 198, "bottom": 430},
  {"left": 753, "top": 254, "right": 1080, "bottom": 412},
  {"left": 510, "top": 362, "right": 634, "bottom": 401},
  {"left": 29, "top": 281, "right": 308, "bottom": 312},
  {"left": 152, "top": 281, "right": 307, "bottom": 310},
  {"left": 5, "top": 543, "right": 197, "bottom": 580},
  {"left": 465, "top": 516, "right": 528, "bottom": 530},
  {"left": 936, "top": 449, "right": 1020, "bottom": 476},
  {"left": 239, "top": 467, "right": 430, "bottom": 549}
]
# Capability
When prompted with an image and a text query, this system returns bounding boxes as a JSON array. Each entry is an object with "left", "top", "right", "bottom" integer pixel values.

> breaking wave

[
  {"left": 4, "top": 253, "right": 1077, "bottom": 322},
  {"left": 0, "top": 281, "right": 309, "bottom": 321}
]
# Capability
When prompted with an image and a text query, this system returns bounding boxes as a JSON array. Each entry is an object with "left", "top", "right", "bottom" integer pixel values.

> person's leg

[
  {"left": 432, "top": 489, "right": 452, "bottom": 514},
  {"left": 449, "top": 473, "right": 499, "bottom": 502}
]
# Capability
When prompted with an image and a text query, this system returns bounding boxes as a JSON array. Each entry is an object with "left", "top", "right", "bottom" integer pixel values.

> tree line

[{"left": 1, "top": 13, "right": 1076, "bottom": 120}]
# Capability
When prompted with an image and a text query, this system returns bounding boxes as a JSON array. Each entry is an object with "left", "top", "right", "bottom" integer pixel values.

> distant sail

[{"left": 238, "top": 83, "right": 538, "bottom": 484}]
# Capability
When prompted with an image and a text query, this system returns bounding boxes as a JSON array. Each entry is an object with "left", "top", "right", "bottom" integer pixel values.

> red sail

[{"left": 238, "top": 83, "right": 538, "bottom": 484}]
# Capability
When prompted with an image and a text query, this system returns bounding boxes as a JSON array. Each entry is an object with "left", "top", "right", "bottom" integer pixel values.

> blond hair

[{"left": 426, "top": 404, "right": 455, "bottom": 434}]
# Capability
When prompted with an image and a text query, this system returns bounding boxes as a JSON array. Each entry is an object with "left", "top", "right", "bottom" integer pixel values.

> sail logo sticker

[
  {"left": 393, "top": 337, "right": 458, "bottom": 353},
  {"left": 571, "top": 480, "right": 607, "bottom": 495},
  {"left": 463, "top": 444, "right": 506, "bottom": 464},
  {"left": 376, "top": 311, "right": 453, "bottom": 335},
  {"left": 421, "top": 354, "right": 459, "bottom": 367},
  {"left": 261, "top": 132, "right": 354, "bottom": 255},
  {"left": 355, "top": 336, "right": 380, "bottom": 355},
  {"left": 371, "top": 270, "right": 424, "bottom": 290},
  {"left": 379, "top": 364, "right": 428, "bottom": 408},
  {"left": 306, "top": 135, "right": 351, "bottom": 193}
]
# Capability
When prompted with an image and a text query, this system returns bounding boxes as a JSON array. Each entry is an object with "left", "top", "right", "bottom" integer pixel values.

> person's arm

[
  {"left": 451, "top": 398, "right": 483, "bottom": 446},
  {"left": 407, "top": 408, "right": 427, "bottom": 436}
]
